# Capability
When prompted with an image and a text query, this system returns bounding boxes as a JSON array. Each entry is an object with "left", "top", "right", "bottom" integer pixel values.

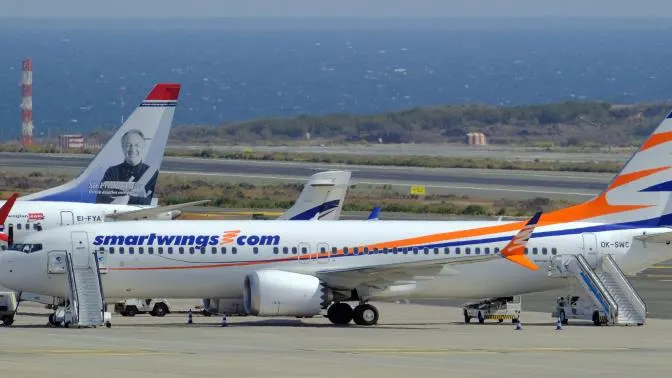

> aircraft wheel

[
  {"left": 327, "top": 302, "right": 353, "bottom": 325},
  {"left": 353, "top": 304, "right": 379, "bottom": 326}
]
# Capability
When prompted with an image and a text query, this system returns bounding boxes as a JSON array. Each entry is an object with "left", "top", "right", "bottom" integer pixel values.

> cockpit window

[{"left": 9, "top": 243, "right": 43, "bottom": 253}]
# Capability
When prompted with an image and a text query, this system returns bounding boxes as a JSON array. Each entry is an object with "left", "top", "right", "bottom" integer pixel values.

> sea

[{"left": 2, "top": 17, "right": 672, "bottom": 141}]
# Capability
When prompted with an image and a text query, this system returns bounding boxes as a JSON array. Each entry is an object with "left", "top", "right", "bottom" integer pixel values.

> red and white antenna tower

[{"left": 20, "top": 58, "right": 34, "bottom": 146}]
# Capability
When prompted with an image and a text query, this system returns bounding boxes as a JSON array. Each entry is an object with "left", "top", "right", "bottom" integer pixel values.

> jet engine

[{"left": 243, "top": 270, "right": 333, "bottom": 317}]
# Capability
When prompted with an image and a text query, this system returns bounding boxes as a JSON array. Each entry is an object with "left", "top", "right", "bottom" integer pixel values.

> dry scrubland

[{"left": 0, "top": 170, "right": 574, "bottom": 217}]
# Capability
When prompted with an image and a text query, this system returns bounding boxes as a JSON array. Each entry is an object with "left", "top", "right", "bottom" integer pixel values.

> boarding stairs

[
  {"left": 60, "top": 246, "right": 107, "bottom": 328},
  {"left": 548, "top": 253, "right": 646, "bottom": 326}
]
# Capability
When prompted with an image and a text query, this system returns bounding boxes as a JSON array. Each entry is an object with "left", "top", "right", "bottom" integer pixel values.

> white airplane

[
  {"left": 6, "top": 106, "right": 672, "bottom": 326},
  {"left": 0, "top": 82, "right": 204, "bottom": 245},
  {"left": 199, "top": 170, "right": 351, "bottom": 315}
]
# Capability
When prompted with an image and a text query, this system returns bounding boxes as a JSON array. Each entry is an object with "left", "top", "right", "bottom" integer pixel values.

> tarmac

[{"left": 2, "top": 300, "right": 671, "bottom": 378}]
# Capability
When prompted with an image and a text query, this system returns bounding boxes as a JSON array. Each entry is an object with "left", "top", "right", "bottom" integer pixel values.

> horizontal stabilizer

[
  {"left": 633, "top": 229, "right": 672, "bottom": 244},
  {"left": 106, "top": 200, "right": 210, "bottom": 220}
]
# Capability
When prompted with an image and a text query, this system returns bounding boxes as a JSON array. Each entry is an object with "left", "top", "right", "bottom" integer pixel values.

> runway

[{"left": 0, "top": 152, "right": 611, "bottom": 201}]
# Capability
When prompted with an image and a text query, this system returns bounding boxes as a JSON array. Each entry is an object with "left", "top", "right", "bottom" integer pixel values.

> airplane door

[
  {"left": 582, "top": 233, "right": 599, "bottom": 268},
  {"left": 47, "top": 251, "right": 66, "bottom": 274},
  {"left": 60, "top": 211, "right": 74, "bottom": 226},
  {"left": 70, "top": 231, "right": 90, "bottom": 269},
  {"left": 316, "top": 242, "right": 330, "bottom": 264}
]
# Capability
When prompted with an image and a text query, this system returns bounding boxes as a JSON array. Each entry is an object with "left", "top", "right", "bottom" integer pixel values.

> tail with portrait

[{"left": 20, "top": 83, "right": 181, "bottom": 205}]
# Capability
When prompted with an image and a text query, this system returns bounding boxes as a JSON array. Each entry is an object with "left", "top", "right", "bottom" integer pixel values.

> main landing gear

[{"left": 327, "top": 302, "right": 379, "bottom": 326}]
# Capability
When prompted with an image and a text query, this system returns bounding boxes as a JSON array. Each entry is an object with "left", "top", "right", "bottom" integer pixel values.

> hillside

[{"left": 169, "top": 100, "right": 672, "bottom": 146}]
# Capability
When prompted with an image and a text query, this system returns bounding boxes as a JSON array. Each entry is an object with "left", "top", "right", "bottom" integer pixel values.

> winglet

[
  {"left": 501, "top": 212, "right": 542, "bottom": 270},
  {"left": 0, "top": 193, "right": 19, "bottom": 242}
]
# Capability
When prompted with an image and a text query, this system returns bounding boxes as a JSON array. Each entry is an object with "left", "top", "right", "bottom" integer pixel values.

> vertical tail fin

[
  {"left": 277, "top": 171, "right": 351, "bottom": 220},
  {"left": 368, "top": 207, "right": 381, "bottom": 220},
  {"left": 545, "top": 108, "right": 672, "bottom": 226},
  {"left": 21, "top": 83, "right": 180, "bottom": 205},
  {"left": 0, "top": 193, "right": 19, "bottom": 242}
]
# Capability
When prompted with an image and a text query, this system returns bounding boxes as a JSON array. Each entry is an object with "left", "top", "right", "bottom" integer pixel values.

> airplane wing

[
  {"left": 105, "top": 200, "right": 210, "bottom": 221},
  {"left": 315, "top": 212, "right": 542, "bottom": 290}
]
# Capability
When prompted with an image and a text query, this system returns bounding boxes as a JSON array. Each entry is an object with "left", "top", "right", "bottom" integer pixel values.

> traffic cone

[
  {"left": 187, "top": 309, "right": 193, "bottom": 324},
  {"left": 515, "top": 320, "right": 522, "bottom": 330},
  {"left": 221, "top": 314, "right": 228, "bottom": 327},
  {"left": 556, "top": 317, "right": 563, "bottom": 330}
]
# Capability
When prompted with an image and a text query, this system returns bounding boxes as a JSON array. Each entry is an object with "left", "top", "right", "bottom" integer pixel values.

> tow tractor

[
  {"left": 462, "top": 296, "right": 521, "bottom": 324},
  {"left": 114, "top": 298, "right": 171, "bottom": 317},
  {"left": 552, "top": 295, "right": 608, "bottom": 326},
  {"left": 0, "top": 291, "right": 18, "bottom": 326}
]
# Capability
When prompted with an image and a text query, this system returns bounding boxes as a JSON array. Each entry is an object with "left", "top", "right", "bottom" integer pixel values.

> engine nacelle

[{"left": 243, "top": 270, "right": 332, "bottom": 317}]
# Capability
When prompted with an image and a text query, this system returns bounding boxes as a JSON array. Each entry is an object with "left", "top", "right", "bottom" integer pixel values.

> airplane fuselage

[
  {"left": 0, "top": 200, "right": 154, "bottom": 243},
  {"left": 1, "top": 219, "right": 670, "bottom": 302}
]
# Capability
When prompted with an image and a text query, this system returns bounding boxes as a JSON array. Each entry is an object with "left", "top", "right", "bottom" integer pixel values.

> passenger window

[
  {"left": 148, "top": 247, "right": 154, "bottom": 255},
  {"left": 119, "top": 247, "right": 124, "bottom": 254},
  {"left": 392, "top": 247, "right": 398, "bottom": 254},
  {"left": 552, "top": 248, "right": 558, "bottom": 255},
  {"left": 301, "top": 247, "right": 308, "bottom": 254},
  {"left": 495, "top": 247, "right": 500, "bottom": 254},
  {"left": 344, "top": 247, "right": 349, "bottom": 255},
  {"left": 253, "top": 247, "right": 259, "bottom": 254},
  {"left": 109, "top": 247, "right": 115, "bottom": 254},
  {"left": 16, "top": 224, "right": 21, "bottom": 230},
  {"left": 189, "top": 247, "right": 195, "bottom": 254},
  {"left": 282, "top": 247, "right": 288, "bottom": 254},
  {"left": 434, "top": 248, "right": 439, "bottom": 255},
  {"left": 320, "top": 246, "right": 327, "bottom": 253},
  {"left": 273, "top": 247, "right": 279, "bottom": 254},
  {"left": 158, "top": 247, "right": 164, "bottom": 254},
  {"left": 403, "top": 248, "right": 409, "bottom": 254},
  {"left": 413, "top": 247, "right": 418, "bottom": 254},
  {"left": 444, "top": 247, "right": 449, "bottom": 255},
  {"left": 542, "top": 248, "right": 547, "bottom": 255},
  {"left": 129, "top": 247, "right": 135, "bottom": 254},
  {"left": 466, "top": 248, "right": 471, "bottom": 255},
  {"left": 524, "top": 248, "right": 529, "bottom": 255},
  {"left": 364, "top": 247, "right": 369, "bottom": 254},
  {"left": 179, "top": 247, "right": 184, "bottom": 254},
  {"left": 475, "top": 247, "right": 480, "bottom": 255},
  {"left": 382, "top": 247, "right": 388, "bottom": 254},
  {"left": 138, "top": 247, "right": 144, "bottom": 254},
  {"left": 212, "top": 247, "right": 217, "bottom": 254},
  {"left": 221, "top": 247, "right": 226, "bottom": 254},
  {"left": 332, "top": 247, "right": 338, "bottom": 254},
  {"left": 533, "top": 247, "right": 538, "bottom": 255},
  {"left": 354, "top": 247, "right": 359, "bottom": 255},
  {"left": 485, "top": 247, "right": 490, "bottom": 255},
  {"left": 455, "top": 247, "right": 461, "bottom": 255},
  {"left": 232, "top": 247, "right": 237, "bottom": 254},
  {"left": 168, "top": 247, "right": 173, "bottom": 254},
  {"left": 423, "top": 247, "right": 429, "bottom": 255}
]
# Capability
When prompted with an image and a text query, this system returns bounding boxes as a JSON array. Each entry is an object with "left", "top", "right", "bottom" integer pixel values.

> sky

[{"left": 3, "top": 0, "right": 672, "bottom": 18}]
